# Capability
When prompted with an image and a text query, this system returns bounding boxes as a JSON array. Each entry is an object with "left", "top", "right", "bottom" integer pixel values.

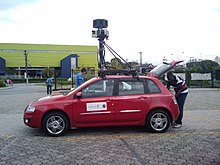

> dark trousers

[
  {"left": 176, "top": 92, "right": 188, "bottom": 124},
  {"left": 47, "top": 85, "right": 52, "bottom": 95}
]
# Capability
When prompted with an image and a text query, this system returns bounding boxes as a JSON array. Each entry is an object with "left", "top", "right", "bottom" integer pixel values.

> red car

[{"left": 24, "top": 60, "right": 182, "bottom": 136}]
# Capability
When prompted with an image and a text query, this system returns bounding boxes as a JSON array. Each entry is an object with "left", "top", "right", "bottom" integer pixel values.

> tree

[
  {"left": 187, "top": 60, "right": 219, "bottom": 73},
  {"left": 110, "top": 58, "right": 124, "bottom": 69},
  {"left": 42, "top": 68, "right": 53, "bottom": 78},
  {"left": 200, "top": 60, "right": 219, "bottom": 72},
  {"left": 6, "top": 67, "right": 16, "bottom": 75}
]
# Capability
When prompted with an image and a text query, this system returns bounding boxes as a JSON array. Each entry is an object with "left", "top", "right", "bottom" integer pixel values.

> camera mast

[{"left": 92, "top": 19, "right": 136, "bottom": 77}]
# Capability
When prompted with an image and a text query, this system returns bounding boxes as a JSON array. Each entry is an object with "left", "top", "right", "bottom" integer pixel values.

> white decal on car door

[{"left": 86, "top": 102, "right": 107, "bottom": 111}]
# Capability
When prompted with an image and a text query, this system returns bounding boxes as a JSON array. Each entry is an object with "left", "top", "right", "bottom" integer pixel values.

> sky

[{"left": 0, "top": 0, "right": 220, "bottom": 65}]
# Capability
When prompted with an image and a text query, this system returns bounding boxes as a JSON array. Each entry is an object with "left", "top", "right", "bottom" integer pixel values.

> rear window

[
  {"left": 118, "top": 79, "right": 145, "bottom": 96},
  {"left": 147, "top": 79, "right": 161, "bottom": 94}
]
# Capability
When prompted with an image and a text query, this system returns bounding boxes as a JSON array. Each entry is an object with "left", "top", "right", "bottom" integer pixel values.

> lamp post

[
  {"left": 24, "top": 50, "right": 29, "bottom": 84},
  {"left": 139, "top": 52, "right": 142, "bottom": 74}
]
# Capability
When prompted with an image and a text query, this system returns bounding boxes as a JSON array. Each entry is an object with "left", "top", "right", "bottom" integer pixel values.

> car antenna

[{"left": 92, "top": 19, "right": 138, "bottom": 78}]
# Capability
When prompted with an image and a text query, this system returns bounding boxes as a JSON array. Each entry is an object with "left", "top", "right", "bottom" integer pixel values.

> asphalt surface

[{"left": 0, "top": 84, "right": 220, "bottom": 165}]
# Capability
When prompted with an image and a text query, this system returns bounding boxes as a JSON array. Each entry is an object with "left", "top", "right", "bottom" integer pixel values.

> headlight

[{"left": 26, "top": 105, "right": 36, "bottom": 112}]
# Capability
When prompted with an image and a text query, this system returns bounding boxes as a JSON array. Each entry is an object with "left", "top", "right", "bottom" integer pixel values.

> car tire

[
  {"left": 146, "top": 109, "right": 170, "bottom": 133},
  {"left": 43, "top": 112, "right": 69, "bottom": 136}
]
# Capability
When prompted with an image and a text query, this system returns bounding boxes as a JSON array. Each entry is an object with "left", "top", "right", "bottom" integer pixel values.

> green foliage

[
  {"left": 200, "top": 60, "right": 218, "bottom": 72},
  {"left": 6, "top": 68, "right": 16, "bottom": 75},
  {"left": 214, "top": 65, "right": 220, "bottom": 70},
  {"left": 11, "top": 78, "right": 47, "bottom": 83},
  {"left": 56, "top": 78, "right": 72, "bottom": 85},
  {"left": 174, "top": 67, "right": 185, "bottom": 73},
  {"left": 0, "top": 79, "right": 6, "bottom": 87},
  {"left": 110, "top": 58, "right": 125, "bottom": 69},
  {"left": 42, "top": 68, "right": 54, "bottom": 78},
  {"left": 187, "top": 60, "right": 219, "bottom": 73}
]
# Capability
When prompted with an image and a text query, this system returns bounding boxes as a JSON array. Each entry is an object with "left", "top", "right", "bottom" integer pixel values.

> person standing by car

[
  {"left": 76, "top": 68, "right": 87, "bottom": 87},
  {"left": 167, "top": 71, "right": 188, "bottom": 128},
  {"left": 46, "top": 77, "right": 53, "bottom": 95}
]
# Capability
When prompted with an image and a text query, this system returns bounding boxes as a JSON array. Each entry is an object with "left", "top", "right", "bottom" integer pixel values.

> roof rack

[{"left": 98, "top": 69, "right": 138, "bottom": 78}]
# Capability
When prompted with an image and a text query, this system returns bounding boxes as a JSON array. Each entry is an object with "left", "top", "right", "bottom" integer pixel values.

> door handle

[
  {"left": 138, "top": 96, "right": 147, "bottom": 100},
  {"left": 106, "top": 98, "right": 114, "bottom": 101}
]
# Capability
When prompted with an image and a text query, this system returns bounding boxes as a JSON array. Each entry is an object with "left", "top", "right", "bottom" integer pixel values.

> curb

[{"left": 0, "top": 86, "right": 13, "bottom": 90}]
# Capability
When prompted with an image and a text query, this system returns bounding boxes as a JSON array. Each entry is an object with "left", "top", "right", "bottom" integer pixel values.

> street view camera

[
  {"left": 92, "top": 19, "right": 109, "bottom": 70},
  {"left": 92, "top": 19, "right": 109, "bottom": 39},
  {"left": 92, "top": 19, "right": 135, "bottom": 76}
]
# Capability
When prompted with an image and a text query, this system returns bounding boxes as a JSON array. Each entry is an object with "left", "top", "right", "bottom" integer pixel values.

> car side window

[
  {"left": 147, "top": 79, "right": 161, "bottom": 94},
  {"left": 82, "top": 79, "right": 114, "bottom": 98},
  {"left": 118, "top": 79, "right": 144, "bottom": 96}
]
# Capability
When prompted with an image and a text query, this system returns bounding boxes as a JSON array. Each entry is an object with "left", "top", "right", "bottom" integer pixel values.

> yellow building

[{"left": 0, "top": 43, "right": 98, "bottom": 78}]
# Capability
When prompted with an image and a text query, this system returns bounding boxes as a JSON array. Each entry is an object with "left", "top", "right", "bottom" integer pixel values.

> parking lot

[{"left": 0, "top": 84, "right": 219, "bottom": 165}]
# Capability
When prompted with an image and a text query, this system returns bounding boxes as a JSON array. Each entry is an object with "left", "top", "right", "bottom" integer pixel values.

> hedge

[{"left": 0, "top": 79, "right": 6, "bottom": 87}]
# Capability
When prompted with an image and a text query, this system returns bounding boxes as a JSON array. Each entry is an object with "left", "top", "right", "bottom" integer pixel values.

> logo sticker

[{"left": 86, "top": 102, "right": 107, "bottom": 111}]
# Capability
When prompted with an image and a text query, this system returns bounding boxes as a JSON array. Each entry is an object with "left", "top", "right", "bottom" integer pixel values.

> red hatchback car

[{"left": 24, "top": 60, "right": 182, "bottom": 136}]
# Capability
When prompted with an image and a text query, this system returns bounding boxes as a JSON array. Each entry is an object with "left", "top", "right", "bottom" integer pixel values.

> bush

[
  {"left": 11, "top": 78, "right": 47, "bottom": 83},
  {"left": 56, "top": 78, "right": 72, "bottom": 85},
  {"left": 0, "top": 79, "right": 6, "bottom": 87}
]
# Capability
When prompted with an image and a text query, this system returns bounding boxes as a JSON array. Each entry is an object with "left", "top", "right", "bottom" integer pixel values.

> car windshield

[{"left": 150, "top": 63, "right": 171, "bottom": 76}]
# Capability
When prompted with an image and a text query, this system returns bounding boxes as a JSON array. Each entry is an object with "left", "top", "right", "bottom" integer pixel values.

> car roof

[{"left": 98, "top": 75, "right": 153, "bottom": 79}]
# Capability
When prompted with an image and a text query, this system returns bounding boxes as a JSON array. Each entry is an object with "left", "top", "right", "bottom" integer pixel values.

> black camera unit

[
  {"left": 92, "top": 19, "right": 135, "bottom": 76},
  {"left": 93, "top": 19, "right": 108, "bottom": 29},
  {"left": 92, "top": 19, "right": 109, "bottom": 39}
]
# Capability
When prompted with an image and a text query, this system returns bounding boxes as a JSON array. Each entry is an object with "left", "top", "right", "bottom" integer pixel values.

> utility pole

[
  {"left": 24, "top": 50, "right": 29, "bottom": 84},
  {"left": 139, "top": 52, "right": 142, "bottom": 74}
]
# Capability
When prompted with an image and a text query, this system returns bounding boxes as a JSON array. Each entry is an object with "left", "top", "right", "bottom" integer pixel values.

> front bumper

[{"left": 23, "top": 111, "right": 42, "bottom": 128}]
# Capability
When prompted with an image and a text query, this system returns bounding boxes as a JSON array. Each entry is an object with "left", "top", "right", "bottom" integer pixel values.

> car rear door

[
  {"left": 148, "top": 60, "right": 184, "bottom": 78},
  {"left": 72, "top": 79, "right": 115, "bottom": 125},
  {"left": 114, "top": 78, "right": 150, "bottom": 123}
]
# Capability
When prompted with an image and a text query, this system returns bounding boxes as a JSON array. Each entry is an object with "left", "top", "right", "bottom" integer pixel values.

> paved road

[{"left": 0, "top": 84, "right": 219, "bottom": 165}]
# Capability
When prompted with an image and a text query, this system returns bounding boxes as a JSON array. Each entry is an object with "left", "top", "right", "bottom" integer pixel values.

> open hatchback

[{"left": 148, "top": 60, "right": 184, "bottom": 78}]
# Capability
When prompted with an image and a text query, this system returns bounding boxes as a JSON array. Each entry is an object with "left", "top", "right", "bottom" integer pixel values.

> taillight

[{"left": 172, "top": 96, "right": 177, "bottom": 104}]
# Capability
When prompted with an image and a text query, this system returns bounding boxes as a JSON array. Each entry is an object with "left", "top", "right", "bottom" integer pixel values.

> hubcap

[
  {"left": 150, "top": 113, "right": 168, "bottom": 131},
  {"left": 46, "top": 115, "right": 65, "bottom": 135}
]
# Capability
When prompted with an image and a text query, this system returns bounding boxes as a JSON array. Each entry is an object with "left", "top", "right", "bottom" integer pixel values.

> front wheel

[
  {"left": 146, "top": 109, "right": 170, "bottom": 133},
  {"left": 43, "top": 112, "right": 69, "bottom": 136}
]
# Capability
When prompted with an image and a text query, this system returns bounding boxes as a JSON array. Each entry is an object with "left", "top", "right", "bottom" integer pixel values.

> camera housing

[
  {"left": 92, "top": 19, "right": 109, "bottom": 39},
  {"left": 92, "top": 29, "right": 109, "bottom": 38},
  {"left": 93, "top": 19, "right": 108, "bottom": 29}
]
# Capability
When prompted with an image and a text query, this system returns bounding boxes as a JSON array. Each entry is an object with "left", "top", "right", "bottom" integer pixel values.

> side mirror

[{"left": 76, "top": 92, "right": 82, "bottom": 97}]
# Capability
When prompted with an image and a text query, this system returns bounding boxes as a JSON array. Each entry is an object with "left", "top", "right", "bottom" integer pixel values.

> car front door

[
  {"left": 72, "top": 79, "right": 115, "bottom": 125},
  {"left": 114, "top": 78, "right": 150, "bottom": 123}
]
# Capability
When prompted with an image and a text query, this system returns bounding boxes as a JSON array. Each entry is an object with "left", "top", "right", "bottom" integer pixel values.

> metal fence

[
  {"left": 173, "top": 71, "right": 220, "bottom": 88},
  {"left": 53, "top": 69, "right": 98, "bottom": 90},
  {"left": 1, "top": 69, "right": 220, "bottom": 89}
]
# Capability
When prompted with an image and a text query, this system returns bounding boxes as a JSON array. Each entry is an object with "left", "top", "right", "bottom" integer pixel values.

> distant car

[{"left": 24, "top": 60, "right": 183, "bottom": 136}]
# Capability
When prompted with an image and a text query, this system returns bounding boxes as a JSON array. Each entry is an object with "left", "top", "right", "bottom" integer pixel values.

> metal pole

[
  {"left": 98, "top": 37, "right": 105, "bottom": 69},
  {"left": 139, "top": 52, "right": 142, "bottom": 74},
  {"left": 71, "top": 69, "right": 74, "bottom": 88},
  {"left": 24, "top": 50, "right": 29, "bottom": 84},
  {"left": 54, "top": 70, "right": 57, "bottom": 90}
]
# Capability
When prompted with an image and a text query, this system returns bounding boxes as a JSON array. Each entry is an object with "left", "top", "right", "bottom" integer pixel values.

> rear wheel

[
  {"left": 43, "top": 112, "right": 69, "bottom": 136},
  {"left": 146, "top": 109, "right": 170, "bottom": 133}
]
